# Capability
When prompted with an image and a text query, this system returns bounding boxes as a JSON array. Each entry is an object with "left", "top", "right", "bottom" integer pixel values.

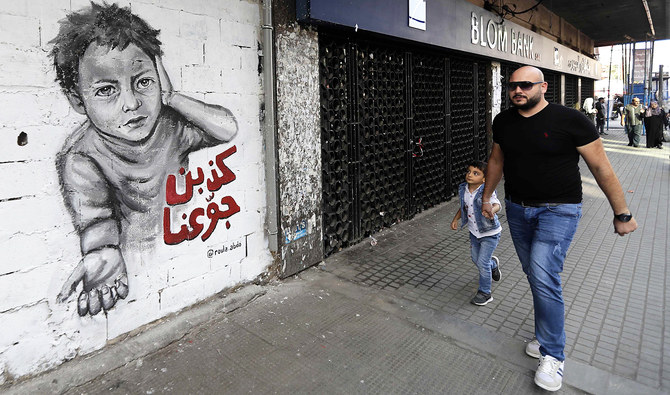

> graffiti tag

[{"left": 164, "top": 145, "right": 240, "bottom": 245}]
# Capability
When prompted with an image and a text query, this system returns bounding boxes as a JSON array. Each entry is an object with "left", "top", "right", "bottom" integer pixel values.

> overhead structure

[{"left": 541, "top": 0, "right": 669, "bottom": 46}]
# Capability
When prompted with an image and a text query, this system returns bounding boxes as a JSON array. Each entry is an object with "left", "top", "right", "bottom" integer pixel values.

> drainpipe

[{"left": 261, "top": 0, "right": 280, "bottom": 253}]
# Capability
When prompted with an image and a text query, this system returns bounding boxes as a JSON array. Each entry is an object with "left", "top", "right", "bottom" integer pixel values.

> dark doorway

[{"left": 319, "top": 32, "right": 489, "bottom": 257}]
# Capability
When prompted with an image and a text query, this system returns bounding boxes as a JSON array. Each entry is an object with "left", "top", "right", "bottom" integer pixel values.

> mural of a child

[{"left": 49, "top": 2, "right": 238, "bottom": 317}]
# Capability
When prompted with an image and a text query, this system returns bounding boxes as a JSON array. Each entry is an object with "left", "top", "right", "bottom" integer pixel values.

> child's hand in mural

[
  {"left": 57, "top": 247, "right": 129, "bottom": 316},
  {"left": 156, "top": 56, "right": 174, "bottom": 106}
]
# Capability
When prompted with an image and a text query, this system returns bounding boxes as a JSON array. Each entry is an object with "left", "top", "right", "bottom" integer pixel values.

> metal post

[
  {"left": 622, "top": 43, "right": 628, "bottom": 103},
  {"left": 649, "top": 37, "right": 654, "bottom": 105},
  {"left": 630, "top": 41, "right": 636, "bottom": 105},
  {"left": 623, "top": 43, "right": 629, "bottom": 102},
  {"left": 643, "top": 39, "right": 648, "bottom": 106},
  {"left": 606, "top": 45, "right": 613, "bottom": 130},
  {"left": 659, "top": 65, "right": 665, "bottom": 107},
  {"left": 642, "top": 40, "right": 648, "bottom": 135}
]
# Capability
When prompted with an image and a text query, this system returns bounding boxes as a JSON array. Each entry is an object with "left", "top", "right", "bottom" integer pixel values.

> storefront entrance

[{"left": 319, "top": 32, "right": 489, "bottom": 257}]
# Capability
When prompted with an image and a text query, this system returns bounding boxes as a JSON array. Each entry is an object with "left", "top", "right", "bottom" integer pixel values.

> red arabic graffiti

[{"left": 163, "top": 146, "right": 240, "bottom": 245}]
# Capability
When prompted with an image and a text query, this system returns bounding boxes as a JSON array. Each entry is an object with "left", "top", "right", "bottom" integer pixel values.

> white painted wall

[{"left": 0, "top": 0, "right": 270, "bottom": 383}]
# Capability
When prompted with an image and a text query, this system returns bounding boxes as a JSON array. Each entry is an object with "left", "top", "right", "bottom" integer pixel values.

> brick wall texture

[{"left": 0, "top": 0, "right": 269, "bottom": 383}]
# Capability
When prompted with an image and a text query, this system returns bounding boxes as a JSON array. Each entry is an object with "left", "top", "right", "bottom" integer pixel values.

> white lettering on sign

[
  {"left": 498, "top": 23, "right": 508, "bottom": 52},
  {"left": 486, "top": 19, "right": 497, "bottom": 49},
  {"left": 471, "top": 13, "right": 480, "bottom": 44},
  {"left": 510, "top": 28, "right": 536, "bottom": 60},
  {"left": 471, "top": 12, "right": 507, "bottom": 52},
  {"left": 471, "top": 12, "right": 537, "bottom": 61}
]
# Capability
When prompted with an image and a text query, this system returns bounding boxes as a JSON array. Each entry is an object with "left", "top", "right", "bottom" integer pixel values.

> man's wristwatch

[{"left": 614, "top": 212, "right": 633, "bottom": 222}]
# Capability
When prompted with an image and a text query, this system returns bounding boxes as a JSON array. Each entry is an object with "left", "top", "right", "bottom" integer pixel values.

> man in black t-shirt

[{"left": 481, "top": 66, "right": 637, "bottom": 392}]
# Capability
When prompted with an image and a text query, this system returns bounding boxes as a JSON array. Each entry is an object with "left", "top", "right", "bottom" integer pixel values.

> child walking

[{"left": 451, "top": 161, "right": 502, "bottom": 306}]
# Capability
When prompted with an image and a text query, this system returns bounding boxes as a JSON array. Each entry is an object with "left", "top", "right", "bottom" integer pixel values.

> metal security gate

[
  {"left": 320, "top": 38, "right": 354, "bottom": 253},
  {"left": 411, "top": 53, "right": 448, "bottom": 213},
  {"left": 356, "top": 43, "right": 408, "bottom": 241},
  {"left": 581, "top": 78, "right": 595, "bottom": 102},
  {"left": 449, "top": 58, "right": 485, "bottom": 191},
  {"left": 320, "top": 32, "right": 489, "bottom": 257},
  {"left": 544, "top": 69, "right": 561, "bottom": 104}
]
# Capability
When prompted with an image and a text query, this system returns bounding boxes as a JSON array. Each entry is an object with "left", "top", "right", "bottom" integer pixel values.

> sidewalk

[{"left": 3, "top": 126, "right": 668, "bottom": 394}]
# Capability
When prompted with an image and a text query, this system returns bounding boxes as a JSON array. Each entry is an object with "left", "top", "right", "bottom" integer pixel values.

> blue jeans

[
  {"left": 469, "top": 232, "right": 500, "bottom": 294},
  {"left": 505, "top": 200, "right": 582, "bottom": 361}
]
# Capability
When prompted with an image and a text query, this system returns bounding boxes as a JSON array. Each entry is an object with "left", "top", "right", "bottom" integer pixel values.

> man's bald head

[
  {"left": 508, "top": 65, "right": 548, "bottom": 113},
  {"left": 511, "top": 66, "right": 545, "bottom": 83}
]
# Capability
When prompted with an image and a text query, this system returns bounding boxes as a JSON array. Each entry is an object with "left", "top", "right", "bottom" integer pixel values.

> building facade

[
  {"left": 0, "top": 0, "right": 270, "bottom": 383},
  {"left": 273, "top": 0, "right": 599, "bottom": 276},
  {"left": 0, "top": 0, "right": 598, "bottom": 383}
]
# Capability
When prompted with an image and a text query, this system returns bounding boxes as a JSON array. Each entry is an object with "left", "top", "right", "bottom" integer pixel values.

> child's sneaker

[
  {"left": 534, "top": 355, "right": 564, "bottom": 392},
  {"left": 470, "top": 291, "right": 492, "bottom": 306},
  {"left": 525, "top": 339, "right": 541, "bottom": 358},
  {"left": 491, "top": 256, "right": 501, "bottom": 281}
]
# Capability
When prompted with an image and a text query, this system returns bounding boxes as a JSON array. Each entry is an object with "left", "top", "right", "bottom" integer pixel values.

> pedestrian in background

[
  {"left": 621, "top": 97, "right": 645, "bottom": 147},
  {"left": 643, "top": 101, "right": 665, "bottom": 149},
  {"left": 582, "top": 97, "right": 596, "bottom": 124},
  {"left": 483, "top": 66, "right": 638, "bottom": 392},
  {"left": 611, "top": 95, "right": 624, "bottom": 120},
  {"left": 595, "top": 97, "right": 607, "bottom": 135},
  {"left": 450, "top": 161, "right": 502, "bottom": 306}
]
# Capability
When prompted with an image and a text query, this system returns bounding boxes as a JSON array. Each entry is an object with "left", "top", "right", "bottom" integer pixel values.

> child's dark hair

[
  {"left": 468, "top": 160, "right": 487, "bottom": 173},
  {"left": 49, "top": 2, "right": 163, "bottom": 94}
]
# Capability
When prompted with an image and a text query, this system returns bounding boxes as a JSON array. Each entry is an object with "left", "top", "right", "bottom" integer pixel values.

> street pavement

[{"left": 3, "top": 124, "right": 669, "bottom": 394}]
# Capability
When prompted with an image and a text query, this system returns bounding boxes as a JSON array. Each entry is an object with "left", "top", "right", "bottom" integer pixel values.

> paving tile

[
  {"left": 321, "top": 129, "right": 669, "bottom": 392},
  {"left": 635, "top": 374, "right": 660, "bottom": 389}
]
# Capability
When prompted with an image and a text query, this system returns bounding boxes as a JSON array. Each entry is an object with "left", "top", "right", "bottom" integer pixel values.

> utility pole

[
  {"left": 606, "top": 45, "right": 613, "bottom": 130},
  {"left": 659, "top": 65, "right": 665, "bottom": 107},
  {"left": 643, "top": 39, "right": 648, "bottom": 106},
  {"left": 630, "top": 41, "right": 636, "bottom": 104},
  {"left": 647, "top": 38, "right": 655, "bottom": 104}
]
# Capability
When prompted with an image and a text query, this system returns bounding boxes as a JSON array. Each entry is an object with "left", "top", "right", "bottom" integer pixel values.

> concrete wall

[
  {"left": 0, "top": 0, "right": 271, "bottom": 383},
  {"left": 491, "top": 61, "right": 503, "bottom": 124},
  {"left": 274, "top": 23, "right": 323, "bottom": 277}
]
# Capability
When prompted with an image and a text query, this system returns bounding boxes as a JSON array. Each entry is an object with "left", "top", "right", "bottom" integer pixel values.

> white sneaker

[
  {"left": 534, "top": 355, "right": 564, "bottom": 392},
  {"left": 525, "top": 339, "right": 541, "bottom": 358}
]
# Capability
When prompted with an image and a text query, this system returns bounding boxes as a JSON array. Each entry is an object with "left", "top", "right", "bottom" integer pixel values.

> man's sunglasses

[{"left": 507, "top": 81, "right": 544, "bottom": 91}]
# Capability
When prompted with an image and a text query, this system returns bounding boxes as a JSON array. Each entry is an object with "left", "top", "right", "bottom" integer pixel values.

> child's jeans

[{"left": 469, "top": 232, "right": 501, "bottom": 294}]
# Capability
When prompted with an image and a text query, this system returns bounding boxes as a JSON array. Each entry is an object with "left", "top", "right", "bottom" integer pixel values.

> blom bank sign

[{"left": 470, "top": 12, "right": 540, "bottom": 62}]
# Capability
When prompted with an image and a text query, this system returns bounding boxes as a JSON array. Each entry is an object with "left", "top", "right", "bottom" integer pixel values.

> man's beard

[{"left": 512, "top": 93, "right": 541, "bottom": 110}]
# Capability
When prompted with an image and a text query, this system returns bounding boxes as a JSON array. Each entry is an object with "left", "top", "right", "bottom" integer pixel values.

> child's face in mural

[{"left": 72, "top": 43, "right": 162, "bottom": 142}]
